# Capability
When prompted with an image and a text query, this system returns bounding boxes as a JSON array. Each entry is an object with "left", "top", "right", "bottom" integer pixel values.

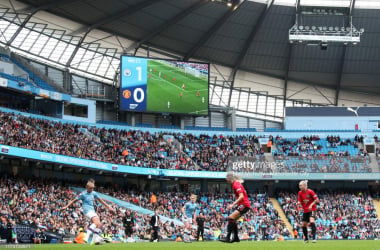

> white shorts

[
  {"left": 182, "top": 217, "right": 192, "bottom": 224},
  {"left": 84, "top": 210, "right": 98, "bottom": 221}
]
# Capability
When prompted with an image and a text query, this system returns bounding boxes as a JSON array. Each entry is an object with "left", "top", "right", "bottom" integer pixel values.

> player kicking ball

[
  {"left": 297, "top": 180, "right": 319, "bottom": 243},
  {"left": 220, "top": 172, "right": 251, "bottom": 243},
  {"left": 60, "top": 179, "right": 115, "bottom": 245}
]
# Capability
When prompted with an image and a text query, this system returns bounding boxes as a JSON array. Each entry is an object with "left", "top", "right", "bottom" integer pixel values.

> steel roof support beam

[
  {"left": 349, "top": 0, "right": 356, "bottom": 15},
  {"left": 227, "top": 0, "right": 274, "bottom": 106},
  {"left": 6, "top": 0, "right": 78, "bottom": 46},
  {"left": 283, "top": 45, "right": 292, "bottom": 109},
  {"left": 126, "top": 0, "right": 207, "bottom": 53},
  {"left": 296, "top": 0, "right": 301, "bottom": 13},
  {"left": 283, "top": 9, "right": 298, "bottom": 109},
  {"left": 335, "top": 0, "right": 356, "bottom": 105},
  {"left": 335, "top": 47, "right": 347, "bottom": 106},
  {"left": 183, "top": 0, "right": 247, "bottom": 61},
  {"left": 66, "top": 0, "right": 158, "bottom": 67}
]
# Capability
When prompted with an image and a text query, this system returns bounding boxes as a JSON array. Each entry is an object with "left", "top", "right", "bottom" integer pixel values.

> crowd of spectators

[
  {"left": 169, "top": 61, "right": 209, "bottom": 74},
  {"left": 0, "top": 111, "right": 266, "bottom": 172},
  {"left": 109, "top": 189, "right": 288, "bottom": 241},
  {"left": 3, "top": 174, "right": 380, "bottom": 243},
  {"left": 278, "top": 191, "right": 380, "bottom": 240},
  {"left": 177, "top": 133, "right": 265, "bottom": 172},
  {"left": 0, "top": 174, "right": 288, "bottom": 243},
  {"left": 273, "top": 135, "right": 371, "bottom": 173},
  {"left": 0, "top": 111, "right": 375, "bottom": 174}
]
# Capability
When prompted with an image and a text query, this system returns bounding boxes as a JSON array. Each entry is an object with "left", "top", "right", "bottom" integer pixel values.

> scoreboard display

[
  {"left": 120, "top": 56, "right": 209, "bottom": 115},
  {"left": 120, "top": 57, "right": 148, "bottom": 112}
]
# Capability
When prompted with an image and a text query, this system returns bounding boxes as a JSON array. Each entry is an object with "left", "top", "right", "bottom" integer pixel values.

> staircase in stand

[
  {"left": 270, "top": 197, "right": 294, "bottom": 238},
  {"left": 369, "top": 153, "right": 379, "bottom": 173},
  {"left": 372, "top": 197, "right": 380, "bottom": 219}
]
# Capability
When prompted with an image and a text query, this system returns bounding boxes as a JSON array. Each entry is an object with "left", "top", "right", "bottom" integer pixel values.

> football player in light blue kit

[
  {"left": 60, "top": 179, "right": 114, "bottom": 244},
  {"left": 181, "top": 194, "right": 198, "bottom": 243}
]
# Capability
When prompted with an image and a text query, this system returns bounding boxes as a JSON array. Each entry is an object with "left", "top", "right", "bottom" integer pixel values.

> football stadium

[{"left": 0, "top": 0, "right": 380, "bottom": 250}]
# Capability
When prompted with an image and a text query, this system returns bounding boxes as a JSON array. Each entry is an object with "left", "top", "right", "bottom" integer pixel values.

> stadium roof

[{"left": 1, "top": 0, "right": 380, "bottom": 96}]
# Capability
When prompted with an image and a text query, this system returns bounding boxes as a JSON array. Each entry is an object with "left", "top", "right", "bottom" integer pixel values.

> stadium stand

[
  {"left": 135, "top": 123, "right": 155, "bottom": 128},
  {"left": 273, "top": 135, "right": 370, "bottom": 173},
  {"left": 2, "top": 0, "right": 380, "bottom": 248},
  {"left": 184, "top": 126, "right": 232, "bottom": 131},
  {"left": 0, "top": 175, "right": 289, "bottom": 242},
  {"left": 0, "top": 53, "right": 58, "bottom": 92},
  {"left": 0, "top": 110, "right": 266, "bottom": 172},
  {"left": 278, "top": 191, "right": 380, "bottom": 240},
  {"left": 97, "top": 120, "right": 130, "bottom": 126},
  {"left": 0, "top": 108, "right": 379, "bottom": 243},
  {"left": 159, "top": 125, "right": 181, "bottom": 130},
  {"left": 236, "top": 128, "right": 257, "bottom": 132}
]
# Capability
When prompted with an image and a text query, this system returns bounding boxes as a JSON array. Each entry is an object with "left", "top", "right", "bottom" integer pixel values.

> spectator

[
  {"left": 33, "top": 228, "right": 46, "bottom": 244},
  {"left": 74, "top": 227, "right": 86, "bottom": 244}
]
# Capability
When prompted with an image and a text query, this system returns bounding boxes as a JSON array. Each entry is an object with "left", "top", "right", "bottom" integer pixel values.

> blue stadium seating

[
  {"left": 236, "top": 128, "right": 257, "bottom": 132},
  {"left": 135, "top": 123, "right": 154, "bottom": 128},
  {"left": 184, "top": 126, "right": 232, "bottom": 131},
  {"left": 97, "top": 120, "right": 129, "bottom": 126},
  {"left": 159, "top": 125, "right": 180, "bottom": 129},
  {"left": 0, "top": 53, "right": 57, "bottom": 91}
]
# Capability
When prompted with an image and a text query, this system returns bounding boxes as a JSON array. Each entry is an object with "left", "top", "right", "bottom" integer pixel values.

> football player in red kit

[
  {"left": 297, "top": 180, "right": 319, "bottom": 243},
  {"left": 220, "top": 172, "right": 251, "bottom": 243}
]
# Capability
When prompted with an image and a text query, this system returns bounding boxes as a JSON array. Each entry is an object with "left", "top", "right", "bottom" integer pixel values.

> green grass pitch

[
  {"left": 16, "top": 240, "right": 380, "bottom": 250},
  {"left": 146, "top": 60, "right": 209, "bottom": 115}
]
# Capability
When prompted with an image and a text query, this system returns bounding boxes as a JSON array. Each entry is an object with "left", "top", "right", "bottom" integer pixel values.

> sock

[
  {"left": 92, "top": 233, "right": 100, "bottom": 243},
  {"left": 184, "top": 229, "right": 190, "bottom": 241},
  {"left": 310, "top": 223, "right": 316, "bottom": 240},
  {"left": 93, "top": 228, "right": 102, "bottom": 243},
  {"left": 302, "top": 226, "right": 308, "bottom": 240},
  {"left": 232, "top": 221, "right": 239, "bottom": 240},
  {"left": 85, "top": 224, "right": 96, "bottom": 242},
  {"left": 227, "top": 219, "right": 235, "bottom": 241}
]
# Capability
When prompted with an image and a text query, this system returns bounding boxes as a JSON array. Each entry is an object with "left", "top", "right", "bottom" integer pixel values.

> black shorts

[
  {"left": 125, "top": 227, "right": 133, "bottom": 236},
  {"left": 237, "top": 204, "right": 250, "bottom": 216},
  {"left": 302, "top": 211, "right": 316, "bottom": 223}
]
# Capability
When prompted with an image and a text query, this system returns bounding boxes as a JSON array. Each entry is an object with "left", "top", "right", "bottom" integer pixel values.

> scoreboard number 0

[{"left": 133, "top": 88, "right": 145, "bottom": 103}]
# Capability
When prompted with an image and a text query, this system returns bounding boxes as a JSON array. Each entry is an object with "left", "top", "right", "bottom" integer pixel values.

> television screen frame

[{"left": 119, "top": 55, "right": 209, "bottom": 116}]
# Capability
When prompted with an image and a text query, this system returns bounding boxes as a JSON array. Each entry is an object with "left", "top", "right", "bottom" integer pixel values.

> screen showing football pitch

[{"left": 120, "top": 56, "right": 209, "bottom": 115}]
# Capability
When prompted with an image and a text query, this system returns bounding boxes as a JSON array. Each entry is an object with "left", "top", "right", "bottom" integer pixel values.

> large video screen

[{"left": 120, "top": 56, "right": 209, "bottom": 115}]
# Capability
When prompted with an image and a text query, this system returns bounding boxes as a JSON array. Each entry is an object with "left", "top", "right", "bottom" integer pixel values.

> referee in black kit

[
  {"left": 123, "top": 210, "right": 135, "bottom": 240},
  {"left": 196, "top": 212, "right": 205, "bottom": 241}
]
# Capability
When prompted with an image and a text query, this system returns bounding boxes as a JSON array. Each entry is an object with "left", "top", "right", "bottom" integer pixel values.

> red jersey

[
  {"left": 298, "top": 189, "right": 318, "bottom": 213},
  {"left": 232, "top": 181, "right": 251, "bottom": 208}
]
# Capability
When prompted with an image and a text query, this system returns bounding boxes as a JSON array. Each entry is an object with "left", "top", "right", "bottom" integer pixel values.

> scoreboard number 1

[
  {"left": 136, "top": 66, "right": 142, "bottom": 82},
  {"left": 121, "top": 56, "right": 148, "bottom": 111}
]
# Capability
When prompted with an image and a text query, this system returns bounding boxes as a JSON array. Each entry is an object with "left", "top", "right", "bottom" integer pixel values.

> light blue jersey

[
  {"left": 184, "top": 201, "right": 197, "bottom": 218},
  {"left": 76, "top": 191, "right": 99, "bottom": 215}
]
